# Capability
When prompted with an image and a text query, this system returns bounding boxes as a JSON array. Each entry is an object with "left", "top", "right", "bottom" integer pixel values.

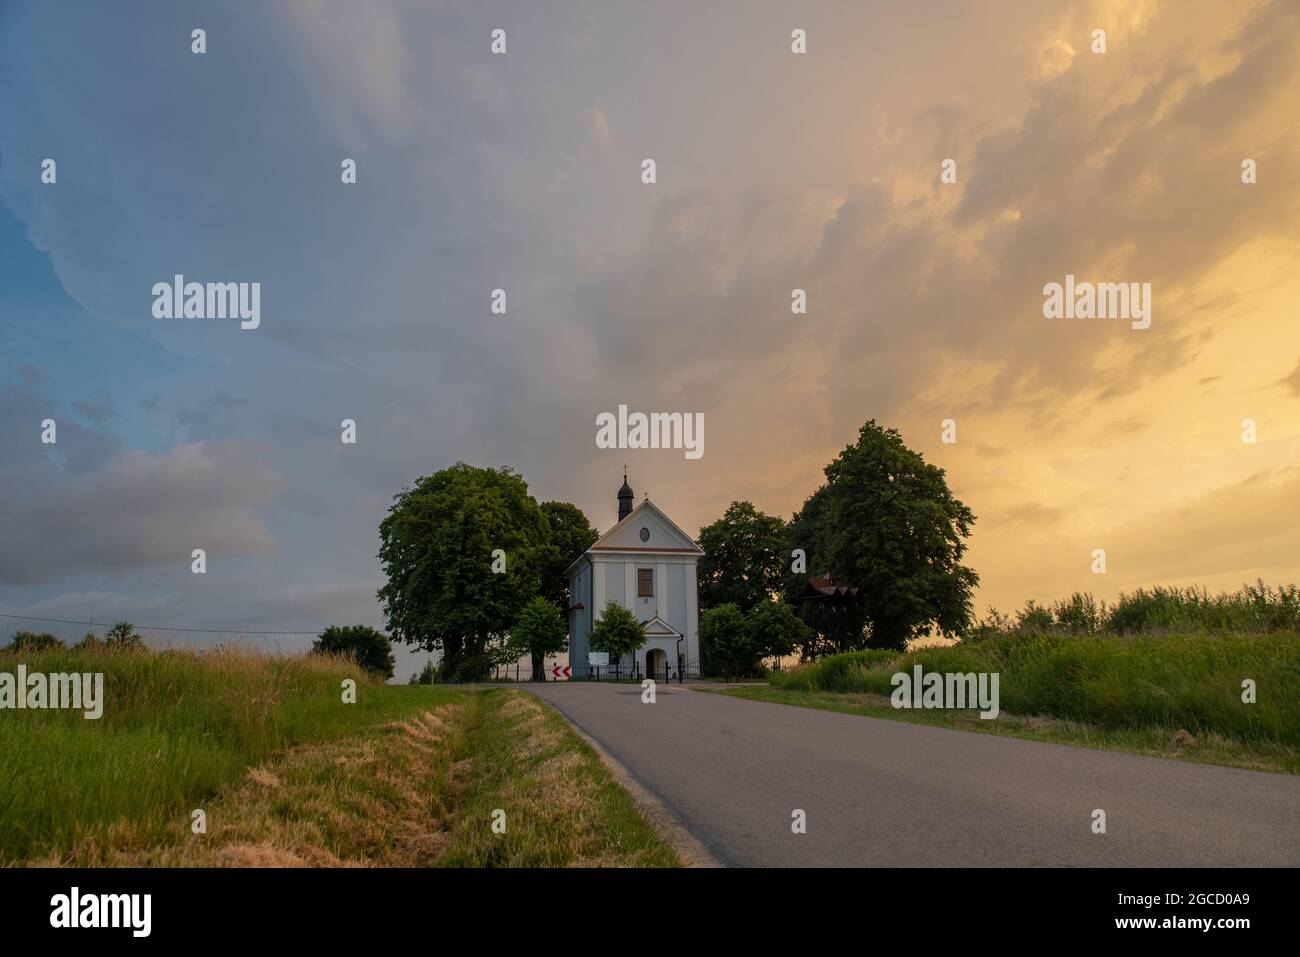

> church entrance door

[{"left": 645, "top": 648, "right": 667, "bottom": 680}]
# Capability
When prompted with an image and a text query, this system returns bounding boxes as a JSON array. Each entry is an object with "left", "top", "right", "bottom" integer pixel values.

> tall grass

[
  {"left": 770, "top": 630, "right": 1300, "bottom": 746},
  {"left": 972, "top": 580, "right": 1300, "bottom": 639},
  {"left": 0, "top": 644, "right": 447, "bottom": 864}
]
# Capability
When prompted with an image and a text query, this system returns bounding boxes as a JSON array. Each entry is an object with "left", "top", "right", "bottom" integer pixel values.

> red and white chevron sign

[{"left": 551, "top": 664, "right": 571, "bottom": 679}]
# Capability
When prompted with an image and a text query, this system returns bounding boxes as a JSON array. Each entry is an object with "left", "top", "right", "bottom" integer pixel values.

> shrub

[
  {"left": 700, "top": 604, "right": 755, "bottom": 676},
  {"left": 770, "top": 631, "right": 1300, "bottom": 745},
  {"left": 510, "top": 596, "right": 568, "bottom": 681},
  {"left": 770, "top": 649, "right": 900, "bottom": 692},
  {"left": 1015, "top": 601, "right": 1054, "bottom": 633},
  {"left": 65, "top": 624, "right": 147, "bottom": 653},
  {"left": 73, "top": 633, "right": 103, "bottom": 652},
  {"left": 105, "top": 621, "right": 146, "bottom": 652},
  {"left": 589, "top": 602, "right": 647, "bottom": 663},
  {"left": 313, "top": 625, "right": 396, "bottom": 679},
  {"left": 1051, "top": 592, "right": 1104, "bottom": 633},
  {"left": 6, "top": 631, "right": 65, "bottom": 652},
  {"left": 744, "top": 600, "right": 810, "bottom": 661},
  {"left": 959, "top": 581, "right": 1300, "bottom": 642}
]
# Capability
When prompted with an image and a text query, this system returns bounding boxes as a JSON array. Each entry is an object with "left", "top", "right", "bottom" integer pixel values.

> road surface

[{"left": 524, "top": 681, "right": 1300, "bottom": 867}]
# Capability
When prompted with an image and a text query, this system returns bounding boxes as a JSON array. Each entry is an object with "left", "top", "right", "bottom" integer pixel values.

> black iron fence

[
  {"left": 575, "top": 663, "right": 769, "bottom": 683},
  {"left": 577, "top": 662, "right": 690, "bottom": 683},
  {"left": 484, "top": 660, "right": 777, "bottom": 684},
  {"left": 487, "top": 662, "right": 700, "bottom": 683}
]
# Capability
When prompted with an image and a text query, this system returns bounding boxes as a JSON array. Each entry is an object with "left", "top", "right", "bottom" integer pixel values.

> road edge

[{"left": 523, "top": 690, "right": 722, "bottom": 868}]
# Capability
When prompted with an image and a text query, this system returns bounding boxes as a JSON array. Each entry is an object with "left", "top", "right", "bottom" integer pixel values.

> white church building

[{"left": 566, "top": 473, "right": 703, "bottom": 679}]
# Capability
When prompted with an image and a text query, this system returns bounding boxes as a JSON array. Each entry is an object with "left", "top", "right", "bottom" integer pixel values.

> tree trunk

[{"left": 441, "top": 636, "right": 463, "bottom": 680}]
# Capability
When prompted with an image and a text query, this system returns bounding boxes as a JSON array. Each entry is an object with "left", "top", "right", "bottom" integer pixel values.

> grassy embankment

[
  {"left": 708, "top": 584, "right": 1300, "bottom": 774},
  {"left": 0, "top": 646, "right": 677, "bottom": 866}
]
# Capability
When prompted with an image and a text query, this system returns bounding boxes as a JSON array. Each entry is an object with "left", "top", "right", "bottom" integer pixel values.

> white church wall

[
  {"left": 592, "top": 555, "right": 606, "bottom": 614},
  {"left": 655, "top": 562, "right": 668, "bottom": 622},
  {"left": 568, "top": 562, "right": 592, "bottom": 675},
  {"left": 605, "top": 562, "right": 625, "bottom": 607},
  {"left": 667, "top": 563, "right": 686, "bottom": 632}
]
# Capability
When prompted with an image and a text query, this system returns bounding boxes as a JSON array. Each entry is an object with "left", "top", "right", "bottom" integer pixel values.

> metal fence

[
  {"left": 573, "top": 662, "right": 769, "bottom": 683},
  {"left": 577, "top": 662, "right": 688, "bottom": 683},
  {"left": 485, "top": 661, "right": 769, "bottom": 684},
  {"left": 487, "top": 662, "right": 691, "bottom": 683}
]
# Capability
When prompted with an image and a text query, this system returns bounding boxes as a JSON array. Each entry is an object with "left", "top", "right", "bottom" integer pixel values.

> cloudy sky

[{"left": 2, "top": 0, "right": 1298, "bottom": 678}]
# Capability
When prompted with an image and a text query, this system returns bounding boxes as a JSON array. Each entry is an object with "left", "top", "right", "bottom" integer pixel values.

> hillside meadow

[
  {"left": 0, "top": 645, "right": 676, "bottom": 867},
  {"left": 717, "top": 585, "right": 1300, "bottom": 773}
]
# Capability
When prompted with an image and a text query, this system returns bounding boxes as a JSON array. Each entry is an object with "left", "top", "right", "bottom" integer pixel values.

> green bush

[
  {"left": 769, "top": 631, "right": 1300, "bottom": 745},
  {"left": 312, "top": 624, "right": 396, "bottom": 679},
  {"left": 970, "top": 581, "right": 1300, "bottom": 639},
  {"left": 6, "top": 631, "right": 65, "bottom": 652},
  {"left": 104, "top": 621, "right": 146, "bottom": 652},
  {"left": 771, "top": 649, "right": 899, "bottom": 692},
  {"left": 700, "top": 604, "right": 753, "bottom": 676},
  {"left": 1015, "top": 601, "right": 1054, "bottom": 633},
  {"left": 590, "top": 602, "right": 647, "bottom": 662}
]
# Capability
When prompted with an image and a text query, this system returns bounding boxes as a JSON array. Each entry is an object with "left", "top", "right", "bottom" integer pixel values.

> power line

[{"left": 0, "top": 612, "right": 322, "bottom": 636}]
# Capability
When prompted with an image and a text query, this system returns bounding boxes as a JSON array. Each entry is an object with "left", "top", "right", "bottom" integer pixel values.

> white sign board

[{"left": 588, "top": 652, "right": 609, "bottom": 668}]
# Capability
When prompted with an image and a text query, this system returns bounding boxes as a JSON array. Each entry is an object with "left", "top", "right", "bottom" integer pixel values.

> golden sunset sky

[
  {"left": 557, "top": 0, "right": 1300, "bottom": 618},
  {"left": 1, "top": 0, "right": 1297, "bottom": 662}
]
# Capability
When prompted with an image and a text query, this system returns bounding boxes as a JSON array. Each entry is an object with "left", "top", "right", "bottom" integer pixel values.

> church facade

[{"left": 565, "top": 474, "right": 703, "bottom": 679}]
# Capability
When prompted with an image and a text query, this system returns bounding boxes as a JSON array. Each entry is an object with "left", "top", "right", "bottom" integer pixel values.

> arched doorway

[{"left": 645, "top": 648, "right": 667, "bottom": 679}]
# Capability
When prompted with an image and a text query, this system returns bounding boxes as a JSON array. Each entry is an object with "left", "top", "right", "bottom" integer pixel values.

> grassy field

[
  {"left": 0, "top": 646, "right": 677, "bottom": 866},
  {"left": 708, "top": 627, "right": 1300, "bottom": 774}
]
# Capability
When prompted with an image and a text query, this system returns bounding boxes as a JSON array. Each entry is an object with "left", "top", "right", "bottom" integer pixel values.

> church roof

[
  {"left": 796, "top": 576, "right": 861, "bottom": 600},
  {"left": 590, "top": 499, "right": 703, "bottom": 552},
  {"left": 564, "top": 498, "right": 703, "bottom": 577},
  {"left": 639, "top": 614, "right": 682, "bottom": 638}
]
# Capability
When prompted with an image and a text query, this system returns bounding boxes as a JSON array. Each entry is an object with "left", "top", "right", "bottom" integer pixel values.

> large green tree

[
  {"left": 537, "top": 500, "right": 599, "bottom": 611},
  {"left": 789, "top": 421, "right": 978, "bottom": 651},
  {"left": 377, "top": 463, "right": 550, "bottom": 681},
  {"left": 510, "top": 596, "right": 568, "bottom": 682},
  {"left": 696, "top": 501, "right": 790, "bottom": 613}
]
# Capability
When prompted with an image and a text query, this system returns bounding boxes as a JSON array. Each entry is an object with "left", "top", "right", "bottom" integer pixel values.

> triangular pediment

[
  {"left": 639, "top": 615, "right": 681, "bottom": 637},
  {"left": 589, "top": 499, "right": 703, "bottom": 554}
]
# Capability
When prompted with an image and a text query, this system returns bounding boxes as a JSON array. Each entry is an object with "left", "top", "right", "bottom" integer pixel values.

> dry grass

[
  {"left": 0, "top": 644, "right": 455, "bottom": 864},
  {"left": 34, "top": 706, "right": 465, "bottom": 867},
  {"left": 22, "top": 689, "right": 679, "bottom": 868},
  {"left": 435, "top": 689, "right": 680, "bottom": 867}
]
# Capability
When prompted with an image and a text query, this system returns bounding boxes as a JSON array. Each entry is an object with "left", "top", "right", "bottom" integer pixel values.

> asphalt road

[{"left": 524, "top": 681, "right": 1300, "bottom": 867}]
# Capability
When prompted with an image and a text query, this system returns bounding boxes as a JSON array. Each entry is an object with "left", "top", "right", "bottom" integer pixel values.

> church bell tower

[{"left": 617, "top": 468, "right": 634, "bottom": 522}]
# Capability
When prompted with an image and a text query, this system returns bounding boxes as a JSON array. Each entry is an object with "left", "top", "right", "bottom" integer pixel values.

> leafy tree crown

[{"left": 313, "top": 624, "right": 396, "bottom": 679}]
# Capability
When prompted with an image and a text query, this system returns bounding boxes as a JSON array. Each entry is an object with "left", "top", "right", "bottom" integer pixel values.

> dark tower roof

[{"left": 617, "top": 468, "right": 634, "bottom": 522}]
